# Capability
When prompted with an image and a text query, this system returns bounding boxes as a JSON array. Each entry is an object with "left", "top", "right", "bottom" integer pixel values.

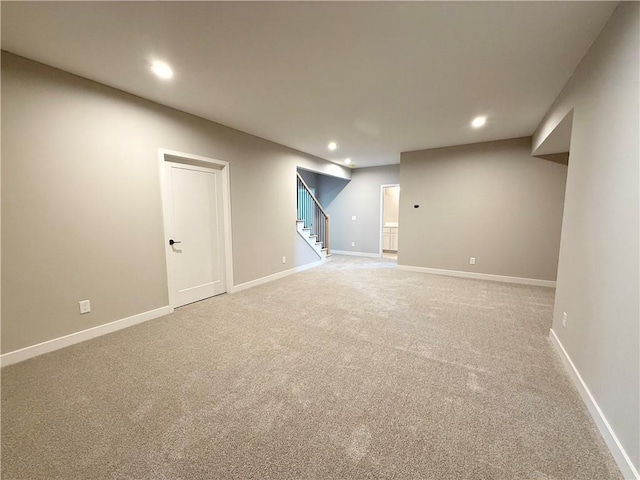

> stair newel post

[
  {"left": 320, "top": 210, "right": 324, "bottom": 248},
  {"left": 325, "top": 214, "right": 330, "bottom": 255}
]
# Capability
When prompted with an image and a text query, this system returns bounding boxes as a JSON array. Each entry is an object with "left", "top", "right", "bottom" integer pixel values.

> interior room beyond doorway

[{"left": 382, "top": 185, "right": 400, "bottom": 258}]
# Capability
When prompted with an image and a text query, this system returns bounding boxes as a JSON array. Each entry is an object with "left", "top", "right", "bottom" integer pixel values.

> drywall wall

[
  {"left": 297, "top": 168, "right": 319, "bottom": 192},
  {"left": 319, "top": 165, "right": 399, "bottom": 254},
  {"left": 533, "top": 3, "right": 639, "bottom": 475},
  {"left": 1, "top": 53, "right": 350, "bottom": 354},
  {"left": 294, "top": 231, "right": 321, "bottom": 266},
  {"left": 399, "top": 137, "right": 567, "bottom": 281}
]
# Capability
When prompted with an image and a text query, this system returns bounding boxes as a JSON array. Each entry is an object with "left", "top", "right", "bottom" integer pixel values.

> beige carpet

[{"left": 1, "top": 256, "right": 622, "bottom": 479}]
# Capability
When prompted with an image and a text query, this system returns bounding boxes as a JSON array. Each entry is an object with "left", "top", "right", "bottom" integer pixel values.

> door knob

[{"left": 169, "top": 239, "right": 182, "bottom": 246}]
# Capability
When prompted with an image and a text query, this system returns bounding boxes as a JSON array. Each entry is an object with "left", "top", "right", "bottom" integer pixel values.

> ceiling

[{"left": 1, "top": 1, "right": 616, "bottom": 168}]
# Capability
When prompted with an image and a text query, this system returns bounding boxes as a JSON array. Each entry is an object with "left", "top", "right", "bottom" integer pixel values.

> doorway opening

[
  {"left": 380, "top": 184, "right": 400, "bottom": 260},
  {"left": 159, "top": 149, "right": 234, "bottom": 309}
]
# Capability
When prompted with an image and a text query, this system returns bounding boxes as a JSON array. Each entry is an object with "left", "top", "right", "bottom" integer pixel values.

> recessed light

[
  {"left": 344, "top": 158, "right": 352, "bottom": 165},
  {"left": 328, "top": 142, "right": 338, "bottom": 151},
  {"left": 151, "top": 61, "right": 173, "bottom": 80},
  {"left": 471, "top": 116, "right": 486, "bottom": 128}
]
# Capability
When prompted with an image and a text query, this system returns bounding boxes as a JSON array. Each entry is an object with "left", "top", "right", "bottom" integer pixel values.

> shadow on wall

[
  {"left": 534, "top": 153, "right": 569, "bottom": 165},
  {"left": 317, "top": 175, "right": 350, "bottom": 207},
  {"left": 296, "top": 167, "right": 350, "bottom": 208}
]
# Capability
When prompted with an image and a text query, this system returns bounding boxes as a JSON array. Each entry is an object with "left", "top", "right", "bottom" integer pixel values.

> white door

[{"left": 163, "top": 161, "right": 226, "bottom": 307}]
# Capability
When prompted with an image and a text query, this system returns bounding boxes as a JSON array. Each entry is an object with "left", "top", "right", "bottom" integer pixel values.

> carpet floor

[{"left": 1, "top": 256, "right": 622, "bottom": 479}]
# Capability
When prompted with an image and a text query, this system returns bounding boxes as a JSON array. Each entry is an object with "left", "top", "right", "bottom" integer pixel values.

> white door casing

[{"left": 159, "top": 149, "right": 233, "bottom": 308}]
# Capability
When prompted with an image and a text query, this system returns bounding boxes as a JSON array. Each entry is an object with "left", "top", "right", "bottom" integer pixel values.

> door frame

[
  {"left": 158, "top": 148, "right": 234, "bottom": 308},
  {"left": 379, "top": 183, "right": 400, "bottom": 257}
]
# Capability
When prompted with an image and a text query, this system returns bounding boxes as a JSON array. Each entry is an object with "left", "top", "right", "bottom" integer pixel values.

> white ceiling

[{"left": 1, "top": 1, "right": 616, "bottom": 168}]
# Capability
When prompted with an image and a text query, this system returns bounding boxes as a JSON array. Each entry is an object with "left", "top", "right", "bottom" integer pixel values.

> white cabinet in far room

[{"left": 383, "top": 223, "right": 399, "bottom": 252}]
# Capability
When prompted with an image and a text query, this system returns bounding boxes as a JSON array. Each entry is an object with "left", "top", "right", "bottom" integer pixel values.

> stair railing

[{"left": 297, "top": 173, "right": 330, "bottom": 255}]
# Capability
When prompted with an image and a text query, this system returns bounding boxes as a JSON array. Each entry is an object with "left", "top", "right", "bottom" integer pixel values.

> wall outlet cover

[{"left": 79, "top": 300, "right": 91, "bottom": 314}]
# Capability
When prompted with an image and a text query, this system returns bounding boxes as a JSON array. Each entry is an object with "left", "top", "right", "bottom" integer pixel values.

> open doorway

[{"left": 380, "top": 184, "right": 400, "bottom": 260}]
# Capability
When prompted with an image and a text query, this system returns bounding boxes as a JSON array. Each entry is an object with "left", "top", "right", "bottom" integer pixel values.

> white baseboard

[
  {"left": 549, "top": 328, "right": 639, "bottom": 480},
  {"left": 397, "top": 264, "right": 556, "bottom": 288},
  {"left": 1, "top": 258, "right": 328, "bottom": 365},
  {"left": 231, "top": 259, "right": 326, "bottom": 293},
  {"left": 331, "top": 250, "right": 381, "bottom": 258},
  {"left": 1, "top": 305, "right": 173, "bottom": 368}
]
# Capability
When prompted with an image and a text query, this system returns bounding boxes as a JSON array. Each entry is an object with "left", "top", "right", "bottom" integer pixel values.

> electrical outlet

[
  {"left": 79, "top": 300, "right": 91, "bottom": 315},
  {"left": 351, "top": 241, "right": 355, "bottom": 247},
  {"left": 562, "top": 312, "right": 567, "bottom": 328},
  {"left": 282, "top": 256, "right": 286, "bottom": 264},
  {"left": 469, "top": 257, "right": 476, "bottom": 265}
]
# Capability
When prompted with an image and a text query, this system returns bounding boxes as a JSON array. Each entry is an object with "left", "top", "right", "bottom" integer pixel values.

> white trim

[
  {"left": 0, "top": 306, "right": 173, "bottom": 368},
  {"left": 549, "top": 329, "right": 639, "bottom": 480},
  {"left": 158, "top": 149, "right": 234, "bottom": 307},
  {"left": 396, "top": 265, "right": 556, "bottom": 287},
  {"left": 380, "top": 184, "right": 400, "bottom": 257},
  {"left": 230, "top": 259, "right": 326, "bottom": 293},
  {"left": 331, "top": 250, "right": 382, "bottom": 258}
]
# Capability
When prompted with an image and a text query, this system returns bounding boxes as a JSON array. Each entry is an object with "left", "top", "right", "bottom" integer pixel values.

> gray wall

[
  {"left": 319, "top": 165, "right": 399, "bottom": 254},
  {"left": 297, "top": 168, "right": 319, "bottom": 193},
  {"left": 294, "top": 232, "right": 322, "bottom": 266},
  {"left": 399, "top": 137, "right": 567, "bottom": 281},
  {"left": 1, "top": 53, "right": 350, "bottom": 353},
  {"left": 533, "top": 3, "right": 639, "bottom": 472}
]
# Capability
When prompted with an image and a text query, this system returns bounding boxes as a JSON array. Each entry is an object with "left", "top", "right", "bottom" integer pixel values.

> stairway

[
  {"left": 296, "top": 219, "right": 329, "bottom": 259},
  {"left": 296, "top": 172, "right": 330, "bottom": 259}
]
